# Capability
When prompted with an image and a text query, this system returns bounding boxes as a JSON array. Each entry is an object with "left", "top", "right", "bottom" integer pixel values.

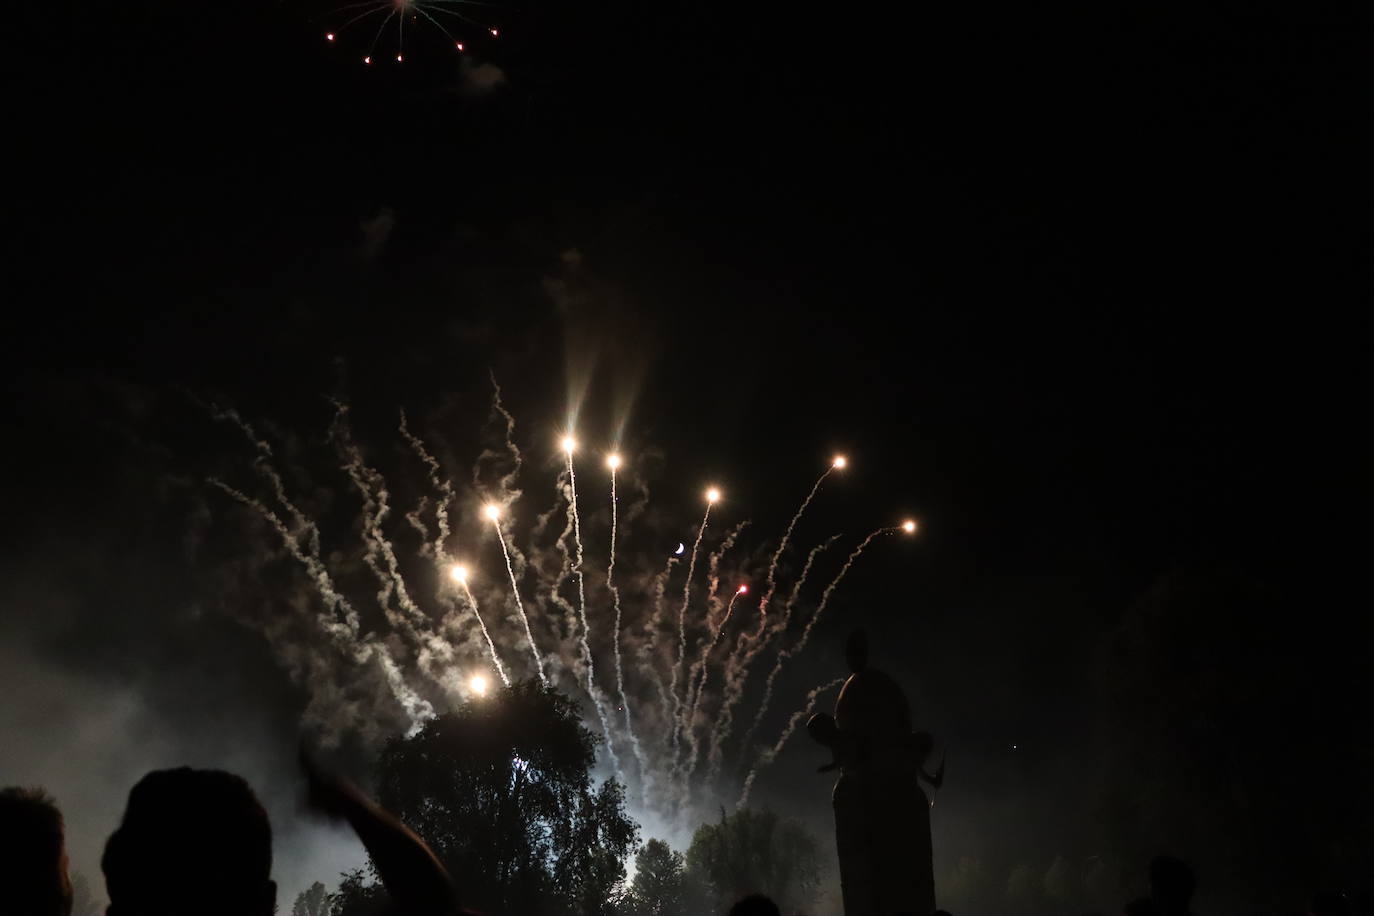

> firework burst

[{"left": 207, "top": 383, "right": 920, "bottom": 819}]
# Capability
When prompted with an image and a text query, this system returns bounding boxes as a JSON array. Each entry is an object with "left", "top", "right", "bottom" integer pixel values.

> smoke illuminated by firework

[{"left": 208, "top": 383, "right": 919, "bottom": 817}]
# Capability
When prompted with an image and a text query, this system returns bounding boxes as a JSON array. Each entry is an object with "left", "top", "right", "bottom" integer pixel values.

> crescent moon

[{"left": 675, "top": 543, "right": 685, "bottom": 555}]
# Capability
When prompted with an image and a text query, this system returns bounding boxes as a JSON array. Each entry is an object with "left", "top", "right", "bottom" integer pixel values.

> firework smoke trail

[
  {"left": 669, "top": 496, "right": 716, "bottom": 757},
  {"left": 400, "top": 415, "right": 513, "bottom": 690},
  {"left": 736, "top": 526, "right": 902, "bottom": 765},
  {"left": 734, "top": 533, "right": 844, "bottom": 761},
  {"left": 328, "top": 404, "right": 464, "bottom": 696},
  {"left": 723, "top": 460, "right": 842, "bottom": 749},
  {"left": 605, "top": 457, "right": 648, "bottom": 781},
  {"left": 757, "top": 462, "right": 839, "bottom": 623},
  {"left": 561, "top": 443, "right": 622, "bottom": 780},
  {"left": 703, "top": 534, "right": 840, "bottom": 781},
  {"left": 675, "top": 581, "right": 749, "bottom": 799},
  {"left": 489, "top": 508, "right": 547, "bottom": 685},
  {"left": 455, "top": 573, "right": 510, "bottom": 687},
  {"left": 672, "top": 520, "right": 749, "bottom": 785},
  {"left": 399, "top": 411, "right": 452, "bottom": 554},
  {"left": 208, "top": 478, "right": 435, "bottom": 731},
  {"left": 737, "top": 676, "right": 845, "bottom": 807},
  {"left": 641, "top": 553, "right": 679, "bottom": 732}
]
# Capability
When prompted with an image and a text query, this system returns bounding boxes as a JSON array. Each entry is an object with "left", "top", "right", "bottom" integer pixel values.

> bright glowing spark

[
  {"left": 484, "top": 504, "right": 501, "bottom": 521},
  {"left": 455, "top": 42, "right": 464, "bottom": 51},
  {"left": 396, "top": 54, "right": 403, "bottom": 61},
  {"left": 706, "top": 487, "right": 721, "bottom": 504},
  {"left": 325, "top": 33, "right": 336, "bottom": 41},
  {"left": 363, "top": 56, "right": 372, "bottom": 64},
  {"left": 737, "top": 584, "right": 748, "bottom": 594},
  {"left": 469, "top": 674, "right": 489, "bottom": 696},
  {"left": 903, "top": 520, "right": 918, "bottom": 534},
  {"left": 489, "top": 27, "right": 499, "bottom": 36},
  {"left": 449, "top": 564, "right": 468, "bottom": 584},
  {"left": 561, "top": 435, "right": 577, "bottom": 454},
  {"left": 833, "top": 455, "right": 847, "bottom": 469},
  {"left": 607, "top": 453, "right": 622, "bottom": 471}
]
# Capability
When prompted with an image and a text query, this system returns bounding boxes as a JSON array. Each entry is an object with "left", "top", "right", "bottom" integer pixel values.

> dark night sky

[{"left": 3, "top": 0, "right": 1369, "bottom": 911}]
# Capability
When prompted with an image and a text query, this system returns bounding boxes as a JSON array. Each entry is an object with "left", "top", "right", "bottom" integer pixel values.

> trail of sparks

[
  {"left": 458, "top": 578, "right": 509, "bottom": 687},
  {"left": 672, "top": 521, "right": 749, "bottom": 796},
  {"left": 757, "top": 465, "right": 835, "bottom": 622},
  {"left": 643, "top": 554, "right": 679, "bottom": 741},
  {"left": 740, "top": 526, "right": 900, "bottom": 762},
  {"left": 209, "top": 392, "right": 921, "bottom": 820},
  {"left": 704, "top": 535, "right": 840, "bottom": 781},
  {"left": 678, "top": 583, "right": 749, "bottom": 798},
  {"left": 492, "top": 515, "right": 546, "bottom": 685},
  {"left": 607, "top": 463, "right": 648, "bottom": 782},
  {"left": 564, "top": 447, "right": 622, "bottom": 780},
  {"left": 737, "top": 676, "right": 845, "bottom": 807},
  {"left": 669, "top": 499, "right": 714, "bottom": 756},
  {"left": 207, "top": 475, "right": 435, "bottom": 732}
]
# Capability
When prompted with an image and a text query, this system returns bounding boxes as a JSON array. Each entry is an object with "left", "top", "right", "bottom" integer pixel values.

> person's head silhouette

[
  {"left": 102, "top": 768, "right": 275, "bottom": 916},
  {"left": 0, "top": 787, "right": 73, "bottom": 916},
  {"left": 1149, "top": 855, "right": 1195, "bottom": 915},
  {"left": 729, "top": 894, "right": 781, "bottom": 916}
]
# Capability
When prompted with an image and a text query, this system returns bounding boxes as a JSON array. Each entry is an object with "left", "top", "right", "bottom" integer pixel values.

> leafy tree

[
  {"left": 334, "top": 679, "right": 638, "bottom": 916},
  {"left": 293, "top": 881, "right": 335, "bottom": 916},
  {"left": 624, "top": 839, "right": 692, "bottom": 916},
  {"left": 684, "top": 808, "right": 821, "bottom": 912}
]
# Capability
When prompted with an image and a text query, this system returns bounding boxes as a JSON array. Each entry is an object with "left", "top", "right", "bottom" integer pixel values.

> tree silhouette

[
  {"left": 624, "top": 839, "right": 701, "bottom": 916},
  {"left": 334, "top": 679, "right": 638, "bottom": 916},
  {"left": 684, "top": 808, "right": 821, "bottom": 912},
  {"left": 293, "top": 881, "right": 334, "bottom": 916}
]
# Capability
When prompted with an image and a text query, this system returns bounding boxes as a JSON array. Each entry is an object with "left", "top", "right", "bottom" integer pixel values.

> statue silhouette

[{"left": 807, "top": 629, "right": 941, "bottom": 916}]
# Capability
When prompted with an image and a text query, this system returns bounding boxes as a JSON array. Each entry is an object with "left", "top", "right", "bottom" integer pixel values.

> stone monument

[{"left": 807, "top": 629, "right": 943, "bottom": 916}]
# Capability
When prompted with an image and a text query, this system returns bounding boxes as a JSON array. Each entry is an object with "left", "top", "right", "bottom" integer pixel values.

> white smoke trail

[
  {"left": 491, "top": 515, "right": 546, "bottom": 685},
  {"left": 673, "top": 520, "right": 750, "bottom": 792},
  {"left": 669, "top": 500, "right": 714, "bottom": 756},
  {"left": 757, "top": 465, "right": 834, "bottom": 621},
  {"left": 737, "top": 676, "right": 845, "bottom": 808},
  {"left": 737, "top": 526, "right": 898, "bottom": 764},
  {"left": 400, "top": 414, "right": 510, "bottom": 690},
  {"left": 607, "top": 463, "right": 648, "bottom": 782},
  {"left": 677, "top": 581, "right": 749, "bottom": 801},
  {"left": 642, "top": 553, "right": 678, "bottom": 737},
  {"left": 562, "top": 449, "right": 622, "bottom": 779},
  {"left": 704, "top": 535, "right": 840, "bottom": 781},
  {"left": 458, "top": 578, "right": 509, "bottom": 687},
  {"left": 329, "top": 404, "right": 460, "bottom": 696},
  {"left": 735, "top": 533, "right": 845, "bottom": 762},
  {"left": 208, "top": 478, "right": 435, "bottom": 733}
]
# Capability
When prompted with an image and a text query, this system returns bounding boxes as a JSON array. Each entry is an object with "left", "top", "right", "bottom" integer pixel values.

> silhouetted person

[
  {"left": 729, "top": 894, "right": 781, "bottom": 916},
  {"left": 102, "top": 768, "right": 275, "bottom": 916},
  {"left": 1149, "top": 856, "right": 1195, "bottom": 916},
  {"left": 300, "top": 748, "right": 461, "bottom": 916},
  {"left": 0, "top": 787, "right": 73, "bottom": 916},
  {"left": 1125, "top": 856, "right": 1195, "bottom": 916}
]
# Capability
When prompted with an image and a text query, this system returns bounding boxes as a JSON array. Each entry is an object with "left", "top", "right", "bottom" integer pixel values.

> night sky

[{"left": 4, "top": 1, "right": 1369, "bottom": 912}]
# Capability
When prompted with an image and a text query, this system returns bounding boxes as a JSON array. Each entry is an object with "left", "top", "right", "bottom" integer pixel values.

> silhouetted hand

[{"left": 299, "top": 742, "right": 460, "bottom": 916}]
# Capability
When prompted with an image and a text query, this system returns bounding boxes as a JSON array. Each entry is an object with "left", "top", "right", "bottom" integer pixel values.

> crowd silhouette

[{"left": 2, "top": 761, "right": 1365, "bottom": 916}]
